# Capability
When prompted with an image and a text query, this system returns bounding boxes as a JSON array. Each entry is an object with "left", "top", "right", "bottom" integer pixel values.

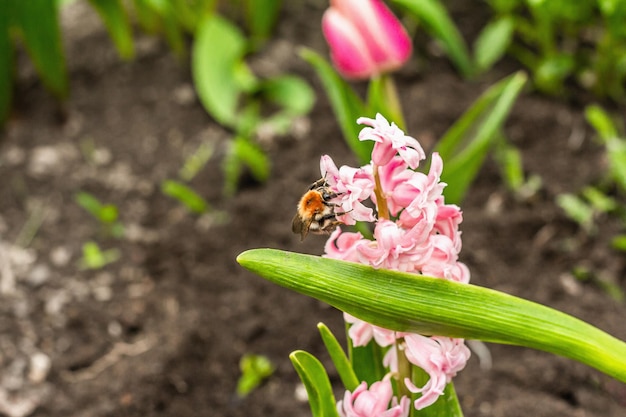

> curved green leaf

[
  {"left": 262, "top": 75, "right": 315, "bottom": 117},
  {"left": 238, "top": 249, "right": 626, "bottom": 384},
  {"left": 88, "top": 0, "right": 135, "bottom": 60},
  {"left": 14, "top": 0, "right": 68, "bottom": 98},
  {"left": 391, "top": 0, "right": 474, "bottom": 78},
  {"left": 474, "top": 17, "right": 514, "bottom": 73},
  {"left": 317, "top": 323, "right": 359, "bottom": 391},
  {"left": 192, "top": 14, "right": 256, "bottom": 128},
  {"left": 435, "top": 71, "right": 527, "bottom": 204},
  {"left": 289, "top": 350, "right": 339, "bottom": 417},
  {"left": 299, "top": 47, "right": 370, "bottom": 165},
  {"left": 161, "top": 180, "right": 208, "bottom": 214}
]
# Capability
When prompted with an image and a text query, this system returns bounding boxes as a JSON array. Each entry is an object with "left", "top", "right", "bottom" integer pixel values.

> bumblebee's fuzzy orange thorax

[{"left": 298, "top": 190, "right": 325, "bottom": 217}]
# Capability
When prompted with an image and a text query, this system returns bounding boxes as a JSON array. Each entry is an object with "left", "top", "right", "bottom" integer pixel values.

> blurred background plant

[
  {"left": 480, "top": 0, "right": 626, "bottom": 99},
  {"left": 1, "top": 0, "right": 314, "bottom": 195},
  {"left": 556, "top": 104, "right": 626, "bottom": 302}
]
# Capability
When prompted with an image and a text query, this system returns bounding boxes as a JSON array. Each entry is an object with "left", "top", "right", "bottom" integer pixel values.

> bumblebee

[{"left": 292, "top": 178, "right": 343, "bottom": 240}]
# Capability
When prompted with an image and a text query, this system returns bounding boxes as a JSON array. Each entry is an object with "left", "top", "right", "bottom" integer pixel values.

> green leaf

[
  {"left": 612, "top": 234, "right": 626, "bottom": 252},
  {"left": 244, "top": 0, "right": 282, "bottom": 48},
  {"left": 349, "top": 341, "right": 385, "bottom": 386},
  {"left": 98, "top": 204, "right": 119, "bottom": 224},
  {"left": 299, "top": 48, "right": 370, "bottom": 165},
  {"left": 192, "top": 14, "right": 255, "bottom": 128},
  {"left": 79, "top": 241, "right": 120, "bottom": 270},
  {"left": 581, "top": 186, "right": 617, "bottom": 213},
  {"left": 585, "top": 104, "right": 618, "bottom": 142},
  {"left": 261, "top": 75, "right": 315, "bottom": 117},
  {"left": 317, "top": 323, "right": 359, "bottom": 391},
  {"left": 557, "top": 193, "right": 595, "bottom": 232},
  {"left": 0, "top": 3, "right": 13, "bottom": 124},
  {"left": 161, "top": 6, "right": 186, "bottom": 58},
  {"left": 88, "top": 0, "right": 135, "bottom": 60},
  {"left": 234, "top": 135, "right": 270, "bottom": 182},
  {"left": 534, "top": 54, "right": 574, "bottom": 95},
  {"left": 435, "top": 71, "right": 527, "bottom": 204},
  {"left": 367, "top": 75, "right": 406, "bottom": 131},
  {"left": 131, "top": 0, "right": 161, "bottom": 33},
  {"left": 391, "top": 0, "right": 474, "bottom": 78},
  {"left": 179, "top": 141, "right": 214, "bottom": 181},
  {"left": 289, "top": 350, "right": 340, "bottom": 417},
  {"left": 473, "top": 17, "right": 514, "bottom": 73},
  {"left": 586, "top": 106, "right": 626, "bottom": 191},
  {"left": 238, "top": 249, "right": 626, "bottom": 383},
  {"left": 161, "top": 180, "right": 209, "bottom": 214},
  {"left": 14, "top": 0, "right": 68, "bottom": 98},
  {"left": 75, "top": 192, "right": 105, "bottom": 218},
  {"left": 237, "top": 354, "right": 275, "bottom": 397},
  {"left": 222, "top": 136, "right": 270, "bottom": 196},
  {"left": 494, "top": 134, "right": 525, "bottom": 192}
]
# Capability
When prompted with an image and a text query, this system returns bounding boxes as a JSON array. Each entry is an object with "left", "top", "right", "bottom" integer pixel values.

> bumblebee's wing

[{"left": 292, "top": 214, "right": 311, "bottom": 241}]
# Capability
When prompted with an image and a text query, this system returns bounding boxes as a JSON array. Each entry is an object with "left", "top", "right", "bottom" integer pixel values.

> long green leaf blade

[
  {"left": 14, "top": 0, "right": 68, "bottom": 98},
  {"left": 435, "top": 71, "right": 527, "bottom": 204},
  {"left": 238, "top": 249, "right": 626, "bottom": 383},
  {"left": 244, "top": 0, "right": 282, "bottom": 48},
  {"left": 88, "top": 0, "right": 135, "bottom": 60},
  {"left": 391, "top": 0, "right": 474, "bottom": 78},
  {"left": 289, "top": 350, "right": 340, "bottom": 417},
  {"left": 317, "top": 323, "right": 359, "bottom": 391},
  {"left": 0, "top": 3, "right": 13, "bottom": 124}
]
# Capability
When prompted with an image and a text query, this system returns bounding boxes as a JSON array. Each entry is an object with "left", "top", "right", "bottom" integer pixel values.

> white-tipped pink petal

[{"left": 323, "top": 0, "right": 412, "bottom": 80}]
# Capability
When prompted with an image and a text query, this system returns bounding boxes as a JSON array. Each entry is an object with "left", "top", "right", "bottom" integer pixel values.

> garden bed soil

[{"left": 0, "top": 1, "right": 625, "bottom": 416}]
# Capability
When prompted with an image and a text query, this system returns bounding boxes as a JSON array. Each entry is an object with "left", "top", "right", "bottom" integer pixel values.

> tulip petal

[{"left": 322, "top": 9, "right": 376, "bottom": 79}]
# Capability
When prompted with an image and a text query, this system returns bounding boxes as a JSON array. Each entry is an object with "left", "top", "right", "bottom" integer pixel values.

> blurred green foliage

[{"left": 483, "top": 0, "right": 626, "bottom": 99}]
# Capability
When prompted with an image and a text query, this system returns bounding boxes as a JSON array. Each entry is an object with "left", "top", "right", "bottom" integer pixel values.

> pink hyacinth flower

[
  {"left": 324, "top": 228, "right": 366, "bottom": 263},
  {"left": 322, "top": 0, "right": 412, "bottom": 80},
  {"left": 402, "top": 335, "right": 470, "bottom": 410},
  {"left": 356, "top": 219, "right": 433, "bottom": 273},
  {"left": 337, "top": 377, "right": 410, "bottom": 417},
  {"left": 357, "top": 113, "right": 425, "bottom": 168},
  {"left": 419, "top": 234, "right": 470, "bottom": 284},
  {"left": 400, "top": 152, "right": 446, "bottom": 227},
  {"left": 320, "top": 155, "right": 376, "bottom": 225}
]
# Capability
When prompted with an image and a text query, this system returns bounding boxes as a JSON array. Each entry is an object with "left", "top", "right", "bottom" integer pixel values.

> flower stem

[
  {"left": 373, "top": 164, "right": 390, "bottom": 220},
  {"left": 395, "top": 341, "right": 411, "bottom": 399}
]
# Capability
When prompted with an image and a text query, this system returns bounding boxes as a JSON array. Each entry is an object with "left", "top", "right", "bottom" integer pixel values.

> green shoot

[
  {"left": 79, "top": 241, "right": 120, "bottom": 270},
  {"left": 237, "top": 354, "right": 275, "bottom": 398}
]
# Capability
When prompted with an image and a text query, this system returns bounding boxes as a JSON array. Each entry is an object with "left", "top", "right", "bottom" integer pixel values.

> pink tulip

[{"left": 322, "top": 0, "right": 412, "bottom": 79}]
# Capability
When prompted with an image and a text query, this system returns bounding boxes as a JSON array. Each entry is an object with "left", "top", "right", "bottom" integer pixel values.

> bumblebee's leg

[
  {"left": 322, "top": 196, "right": 340, "bottom": 206},
  {"left": 308, "top": 178, "right": 327, "bottom": 190}
]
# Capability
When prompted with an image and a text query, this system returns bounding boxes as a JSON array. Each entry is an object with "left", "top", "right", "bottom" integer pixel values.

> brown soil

[{"left": 1, "top": 1, "right": 625, "bottom": 417}]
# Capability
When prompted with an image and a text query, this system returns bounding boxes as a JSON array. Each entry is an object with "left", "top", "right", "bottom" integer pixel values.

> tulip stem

[
  {"left": 382, "top": 75, "right": 406, "bottom": 131},
  {"left": 369, "top": 75, "right": 406, "bottom": 131}
]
